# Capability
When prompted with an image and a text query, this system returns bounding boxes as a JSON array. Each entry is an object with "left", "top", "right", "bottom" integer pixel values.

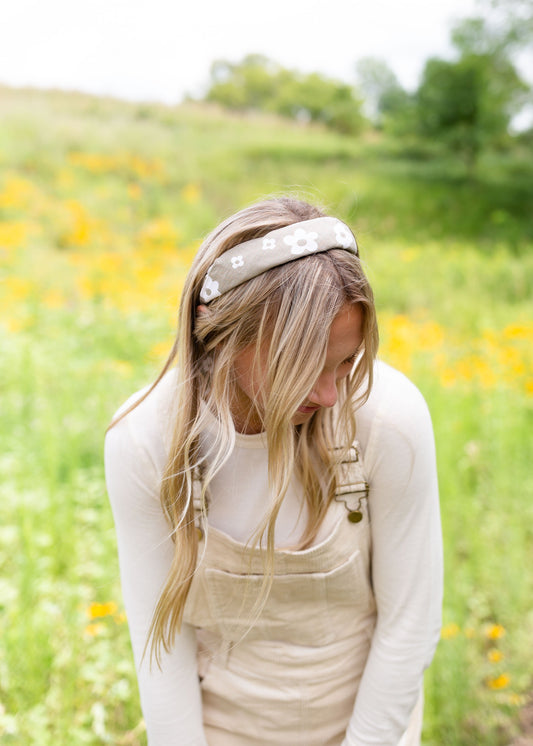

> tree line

[{"left": 199, "top": 1, "right": 532, "bottom": 171}]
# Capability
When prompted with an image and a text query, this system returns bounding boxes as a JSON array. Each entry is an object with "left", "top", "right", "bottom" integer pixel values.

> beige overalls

[{"left": 183, "top": 444, "right": 423, "bottom": 746}]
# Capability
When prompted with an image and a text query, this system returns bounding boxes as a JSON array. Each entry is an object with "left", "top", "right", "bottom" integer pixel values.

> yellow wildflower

[
  {"left": 139, "top": 218, "right": 180, "bottom": 250},
  {"left": 417, "top": 321, "right": 444, "bottom": 351},
  {"left": 84, "top": 623, "right": 105, "bottom": 637},
  {"left": 486, "top": 673, "right": 510, "bottom": 690},
  {"left": 440, "top": 368, "right": 458, "bottom": 388},
  {"left": 0, "top": 175, "right": 35, "bottom": 209},
  {"left": 68, "top": 151, "right": 163, "bottom": 178},
  {"left": 87, "top": 601, "right": 118, "bottom": 619},
  {"left": 63, "top": 200, "right": 92, "bottom": 246},
  {"left": 486, "top": 624, "right": 506, "bottom": 640},
  {"left": 380, "top": 315, "right": 414, "bottom": 373},
  {"left": 498, "top": 346, "right": 525, "bottom": 378},
  {"left": 181, "top": 183, "right": 201, "bottom": 204},
  {"left": 0, "top": 221, "right": 28, "bottom": 249},
  {"left": 487, "top": 649, "right": 504, "bottom": 663},
  {"left": 503, "top": 323, "right": 533, "bottom": 341},
  {"left": 441, "top": 623, "right": 460, "bottom": 639},
  {"left": 129, "top": 154, "right": 163, "bottom": 179}
]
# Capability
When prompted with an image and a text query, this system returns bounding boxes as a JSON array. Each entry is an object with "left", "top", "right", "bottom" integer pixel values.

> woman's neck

[{"left": 229, "top": 389, "right": 265, "bottom": 434}]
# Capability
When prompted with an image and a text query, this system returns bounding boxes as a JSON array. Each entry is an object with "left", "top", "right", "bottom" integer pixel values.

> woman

[{"left": 105, "top": 196, "right": 443, "bottom": 746}]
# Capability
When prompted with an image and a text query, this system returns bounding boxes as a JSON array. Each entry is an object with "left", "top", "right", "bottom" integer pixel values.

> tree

[
  {"left": 415, "top": 17, "right": 529, "bottom": 170},
  {"left": 274, "top": 72, "right": 365, "bottom": 134},
  {"left": 204, "top": 55, "right": 366, "bottom": 135},
  {"left": 207, "top": 55, "right": 280, "bottom": 111},
  {"left": 355, "top": 57, "right": 411, "bottom": 129}
]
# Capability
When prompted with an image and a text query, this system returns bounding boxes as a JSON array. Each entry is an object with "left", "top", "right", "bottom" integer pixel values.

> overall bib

[{"left": 183, "top": 444, "right": 423, "bottom": 746}]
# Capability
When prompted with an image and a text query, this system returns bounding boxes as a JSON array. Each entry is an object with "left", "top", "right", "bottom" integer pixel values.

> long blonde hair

[{"left": 111, "top": 196, "right": 378, "bottom": 666}]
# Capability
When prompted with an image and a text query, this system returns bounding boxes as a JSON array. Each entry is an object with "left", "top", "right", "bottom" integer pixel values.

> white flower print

[
  {"left": 231, "top": 255, "right": 244, "bottom": 269},
  {"left": 283, "top": 228, "right": 319, "bottom": 255},
  {"left": 334, "top": 222, "right": 356, "bottom": 249},
  {"left": 262, "top": 237, "right": 277, "bottom": 251},
  {"left": 200, "top": 274, "right": 220, "bottom": 301}
]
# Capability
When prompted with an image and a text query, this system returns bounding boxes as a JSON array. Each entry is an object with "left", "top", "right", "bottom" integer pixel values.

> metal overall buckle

[{"left": 332, "top": 445, "right": 369, "bottom": 523}]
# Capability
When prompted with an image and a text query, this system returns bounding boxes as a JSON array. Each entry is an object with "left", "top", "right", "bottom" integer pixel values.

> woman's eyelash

[{"left": 343, "top": 345, "right": 363, "bottom": 366}]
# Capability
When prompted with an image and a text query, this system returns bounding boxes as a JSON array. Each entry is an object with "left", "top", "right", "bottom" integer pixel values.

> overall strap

[
  {"left": 332, "top": 442, "right": 369, "bottom": 523},
  {"left": 192, "top": 470, "right": 207, "bottom": 539}
]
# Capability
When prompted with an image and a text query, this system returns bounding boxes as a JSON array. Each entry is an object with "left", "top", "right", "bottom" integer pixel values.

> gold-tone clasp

[{"left": 332, "top": 444, "right": 369, "bottom": 523}]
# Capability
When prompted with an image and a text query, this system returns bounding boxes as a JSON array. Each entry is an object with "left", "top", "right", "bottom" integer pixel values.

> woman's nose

[{"left": 308, "top": 372, "right": 338, "bottom": 409}]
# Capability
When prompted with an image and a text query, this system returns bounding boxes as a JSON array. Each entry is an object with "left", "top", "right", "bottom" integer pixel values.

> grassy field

[{"left": 1, "top": 85, "right": 532, "bottom": 745}]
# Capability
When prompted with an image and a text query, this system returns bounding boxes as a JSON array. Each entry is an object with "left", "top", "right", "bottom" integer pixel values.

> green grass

[{"left": 1, "top": 85, "right": 532, "bottom": 744}]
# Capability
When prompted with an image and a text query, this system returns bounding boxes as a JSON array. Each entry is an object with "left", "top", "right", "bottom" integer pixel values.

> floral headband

[{"left": 199, "top": 217, "right": 358, "bottom": 303}]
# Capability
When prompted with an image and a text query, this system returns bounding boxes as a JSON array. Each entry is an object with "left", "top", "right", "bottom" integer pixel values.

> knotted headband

[{"left": 199, "top": 217, "right": 358, "bottom": 303}]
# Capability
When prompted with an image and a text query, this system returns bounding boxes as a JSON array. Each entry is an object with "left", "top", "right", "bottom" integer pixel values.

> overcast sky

[{"left": 0, "top": 0, "right": 488, "bottom": 104}]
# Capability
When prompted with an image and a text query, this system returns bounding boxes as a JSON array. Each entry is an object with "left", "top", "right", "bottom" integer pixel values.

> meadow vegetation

[{"left": 1, "top": 85, "right": 532, "bottom": 745}]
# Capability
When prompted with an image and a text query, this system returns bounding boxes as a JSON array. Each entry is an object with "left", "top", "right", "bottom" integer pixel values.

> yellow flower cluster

[
  {"left": 0, "top": 222, "right": 28, "bottom": 250},
  {"left": 84, "top": 601, "right": 126, "bottom": 636},
  {"left": 138, "top": 217, "right": 181, "bottom": 251},
  {"left": 441, "top": 622, "right": 460, "bottom": 640},
  {"left": 1, "top": 161, "right": 530, "bottom": 399},
  {"left": 0, "top": 174, "right": 37, "bottom": 209},
  {"left": 486, "top": 673, "right": 510, "bottom": 690},
  {"left": 0, "top": 166, "right": 201, "bottom": 326},
  {"left": 379, "top": 314, "right": 533, "bottom": 396},
  {"left": 441, "top": 621, "right": 508, "bottom": 642},
  {"left": 440, "top": 622, "right": 517, "bottom": 698},
  {"left": 485, "top": 623, "right": 506, "bottom": 640},
  {"left": 68, "top": 151, "right": 164, "bottom": 179},
  {"left": 87, "top": 601, "right": 118, "bottom": 619}
]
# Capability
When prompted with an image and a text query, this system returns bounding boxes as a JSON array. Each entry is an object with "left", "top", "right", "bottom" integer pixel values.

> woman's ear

[{"left": 196, "top": 304, "right": 208, "bottom": 316}]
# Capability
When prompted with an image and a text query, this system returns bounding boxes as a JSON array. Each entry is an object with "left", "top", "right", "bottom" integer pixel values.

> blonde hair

[{"left": 112, "top": 196, "right": 378, "bottom": 666}]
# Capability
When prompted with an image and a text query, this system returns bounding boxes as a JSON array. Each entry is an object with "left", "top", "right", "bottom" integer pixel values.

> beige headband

[{"left": 199, "top": 217, "right": 358, "bottom": 303}]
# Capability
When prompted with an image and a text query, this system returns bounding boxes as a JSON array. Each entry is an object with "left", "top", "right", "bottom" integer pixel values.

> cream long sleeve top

[{"left": 104, "top": 360, "right": 443, "bottom": 746}]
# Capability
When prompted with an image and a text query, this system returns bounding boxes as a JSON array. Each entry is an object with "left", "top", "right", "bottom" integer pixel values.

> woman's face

[{"left": 231, "top": 303, "right": 364, "bottom": 434}]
